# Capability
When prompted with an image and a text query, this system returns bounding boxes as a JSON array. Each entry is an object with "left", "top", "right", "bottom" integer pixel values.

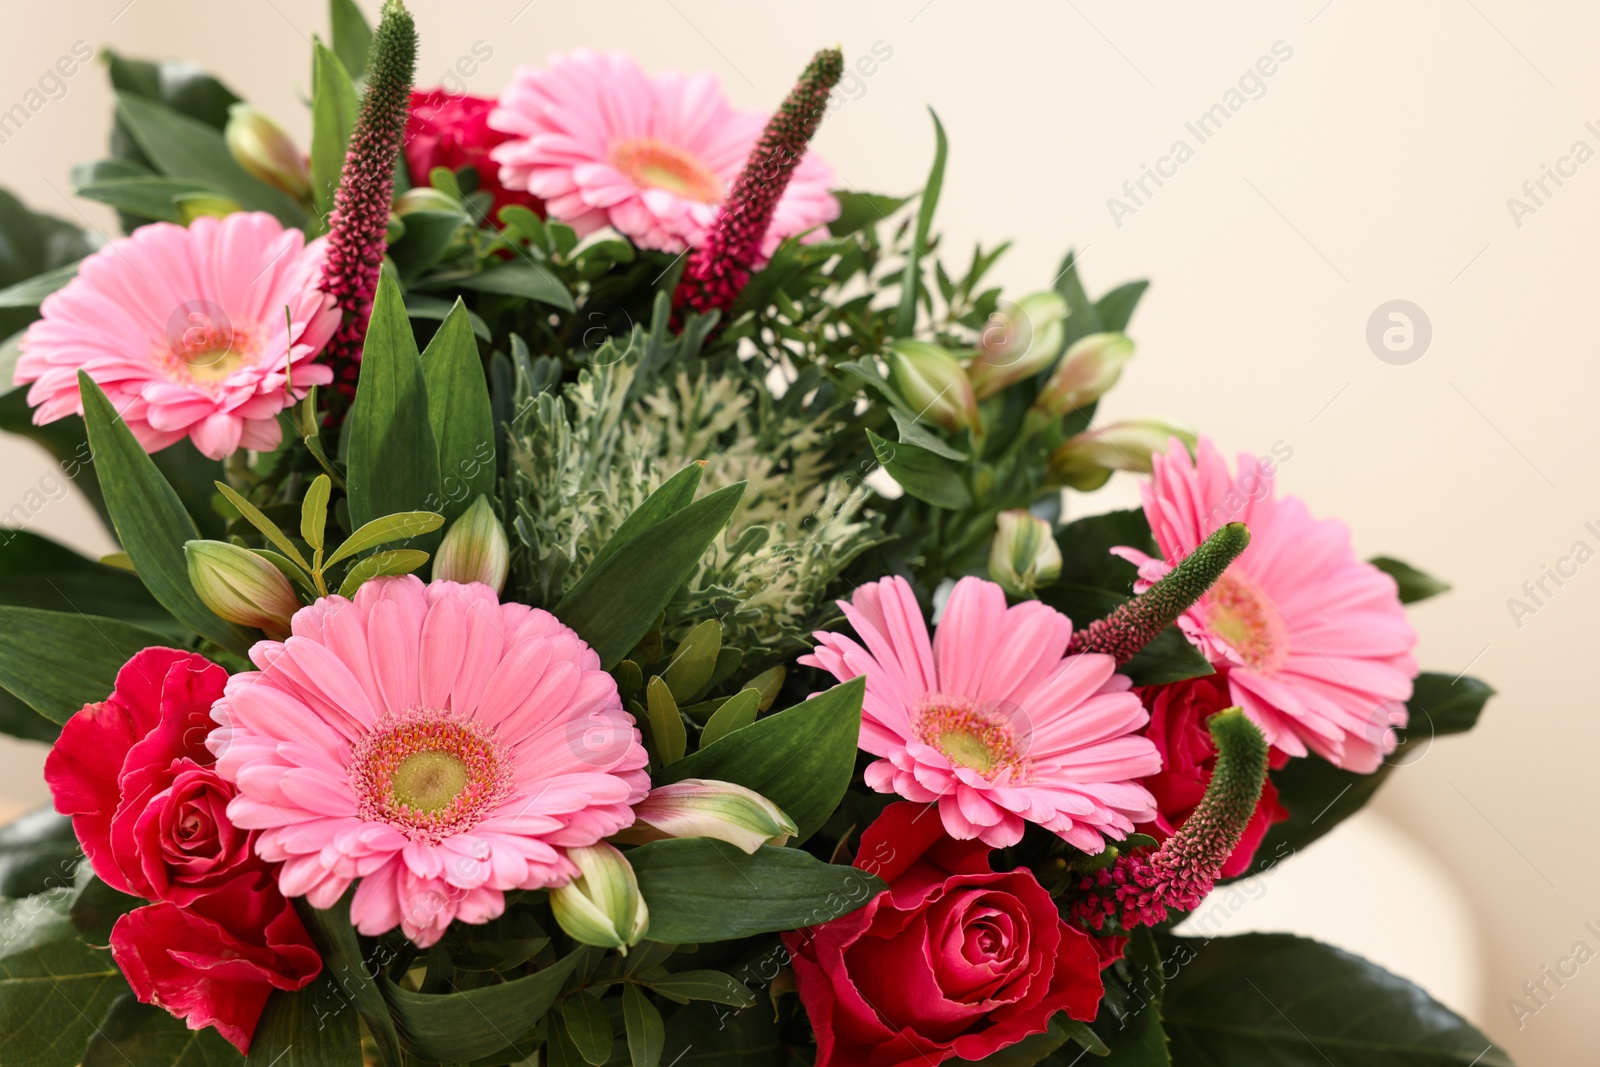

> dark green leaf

[
  {"left": 114, "top": 92, "right": 304, "bottom": 226},
  {"left": 1369, "top": 556, "right": 1451, "bottom": 604},
  {"left": 657, "top": 678, "right": 864, "bottom": 842},
  {"left": 67, "top": 869, "right": 140, "bottom": 945},
  {"left": 105, "top": 53, "right": 240, "bottom": 130},
  {"left": 660, "top": 999, "right": 781, "bottom": 1066},
  {"left": 623, "top": 983, "right": 665, "bottom": 1067},
  {"left": 0, "top": 530, "right": 174, "bottom": 635},
  {"left": 555, "top": 483, "right": 743, "bottom": 669},
  {"left": 1120, "top": 628, "right": 1215, "bottom": 687},
  {"left": 631, "top": 839, "right": 883, "bottom": 943},
  {"left": 1160, "top": 933, "right": 1510, "bottom": 1066},
  {"left": 0, "top": 808, "right": 79, "bottom": 897},
  {"left": 246, "top": 974, "right": 361, "bottom": 1066},
  {"left": 406, "top": 293, "right": 492, "bottom": 341},
  {"left": 1095, "top": 280, "right": 1150, "bottom": 333},
  {"left": 828, "top": 190, "right": 910, "bottom": 237},
  {"left": 0, "top": 607, "right": 176, "bottom": 723},
  {"left": 1093, "top": 928, "right": 1169, "bottom": 1066},
  {"left": 1053, "top": 509, "right": 1151, "bottom": 592},
  {"left": 345, "top": 267, "right": 443, "bottom": 532},
  {"left": 867, "top": 429, "right": 971, "bottom": 509},
  {"left": 889, "top": 407, "right": 967, "bottom": 460},
  {"left": 563, "top": 991, "right": 614, "bottom": 1066},
  {"left": 895, "top": 110, "right": 947, "bottom": 337},
  {"left": 594, "top": 462, "right": 705, "bottom": 569},
  {"left": 453, "top": 261, "right": 576, "bottom": 310},
  {"left": 309, "top": 41, "right": 359, "bottom": 224},
  {"left": 390, "top": 210, "right": 471, "bottom": 279},
  {"left": 383, "top": 951, "right": 580, "bottom": 1062},
  {"left": 83, "top": 994, "right": 243, "bottom": 1066},
  {"left": 644, "top": 970, "right": 755, "bottom": 1007},
  {"left": 297, "top": 894, "right": 403, "bottom": 1067},
  {"left": 1409, "top": 672, "right": 1493, "bottom": 737},
  {"left": 0, "top": 890, "right": 128, "bottom": 1067},
  {"left": 74, "top": 176, "right": 218, "bottom": 223},
  {"left": 0, "top": 263, "right": 80, "bottom": 310},
  {"left": 78, "top": 374, "right": 254, "bottom": 654},
  {"left": 646, "top": 677, "right": 687, "bottom": 766},
  {"left": 0, "top": 689, "right": 60, "bottom": 743},
  {"left": 420, "top": 299, "right": 495, "bottom": 522},
  {"left": 329, "top": 0, "right": 374, "bottom": 81}
]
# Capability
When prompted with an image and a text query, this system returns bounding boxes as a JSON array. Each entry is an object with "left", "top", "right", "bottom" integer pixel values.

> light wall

[{"left": 1, "top": 2, "right": 1592, "bottom": 1061}]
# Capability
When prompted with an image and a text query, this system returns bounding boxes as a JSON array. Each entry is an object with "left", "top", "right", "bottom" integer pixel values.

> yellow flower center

[
  {"left": 1205, "top": 572, "right": 1288, "bottom": 671},
  {"left": 159, "top": 310, "right": 260, "bottom": 386},
  {"left": 392, "top": 750, "right": 470, "bottom": 813},
  {"left": 352, "top": 714, "right": 508, "bottom": 843},
  {"left": 915, "top": 694, "right": 1026, "bottom": 778},
  {"left": 611, "top": 138, "right": 723, "bottom": 202}
]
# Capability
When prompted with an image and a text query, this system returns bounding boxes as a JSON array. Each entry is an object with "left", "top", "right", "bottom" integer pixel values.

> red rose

[
  {"left": 45, "top": 647, "right": 320, "bottom": 1054},
  {"left": 1137, "top": 675, "right": 1288, "bottom": 878},
  {"left": 783, "top": 803, "right": 1104, "bottom": 1067},
  {"left": 112, "top": 875, "right": 322, "bottom": 1053},
  {"left": 406, "top": 89, "right": 542, "bottom": 219}
]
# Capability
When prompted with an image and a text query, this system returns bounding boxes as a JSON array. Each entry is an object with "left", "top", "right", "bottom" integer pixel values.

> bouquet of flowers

[{"left": 0, "top": 2, "right": 1510, "bottom": 1064}]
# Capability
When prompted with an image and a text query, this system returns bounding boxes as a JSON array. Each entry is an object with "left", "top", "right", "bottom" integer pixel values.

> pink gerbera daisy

[
  {"left": 802, "top": 576, "right": 1160, "bottom": 851},
  {"left": 1114, "top": 437, "right": 1418, "bottom": 772},
  {"left": 208, "top": 576, "right": 649, "bottom": 947},
  {"left": 14, "top": 212, "right": 337, "bottom": 460},
  {"left": 489, "top": 50, "right": 838, "bottom": 257}
]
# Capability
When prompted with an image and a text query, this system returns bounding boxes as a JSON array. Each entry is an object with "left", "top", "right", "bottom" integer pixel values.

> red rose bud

[
  {"left": 1034, "top": 332, "right": 1135, "bottom": 418},
  {"left": 1067, "top": 521, "right": 1249, "bottom": 664},
  {"left": 224, "top": 103, "right": 311, "bottom": 204},
  {"left": 674, "top": 47, "right": 843, "bottom": 319},
  {"left": 318, "top": 0, "right": 417, "bottom": 412},
  {"left": 968, "top": 291, "right": 1068, "bottom": 400},
  {"left": 886, "top": 339, "right": 979, "bottom": 432},
  {"left": 1049, "top": 418, "right": 1196, "bottom": 491}
]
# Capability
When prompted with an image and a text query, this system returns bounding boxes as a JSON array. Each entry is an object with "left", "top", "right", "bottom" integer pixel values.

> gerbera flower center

[
  {"left": 159, "top": 312, "right": 262, "bottom": 386},
  {"left": 914, "top": 694, "right": 1026, "bottom": 778},
  {"left": 1204, "top": 572, "right": 1288, "bottom": 671},
  {"left": 351, "top": 712, "right": 509, "bottom": 843},
  {"left": 611, "top": 138, "right": 722, "bottom": 202}
]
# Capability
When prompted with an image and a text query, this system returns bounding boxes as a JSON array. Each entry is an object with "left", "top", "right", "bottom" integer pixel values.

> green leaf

[
  {"left": 657, "top": 678, "right": 864, "bottom": 842},
  {"left": 623, "top": 983, "right": 665, "bottom": 1067},
  {"left": 78, "top": 374, "right": 255, "bottom": 654},
  {"left": 1369, "top": 556, "right": 1451, "bottom": 604},
  {"left": 105, "top": 53, "right": 240, "bottom": 130},
  {"left": 647, "top": 677, "right": 687, "bottom": 765},
  {"left": 0, "top": 607, "right": 176, "bottom": 723},
  {"left": 867, "top": 429, "right": 971, "bottom": 509},
  {"left": 74, "top": 176, "right": 219, "bottom": 223},
  {"left": 890, "top": 406, "right": 967, "bottom": 460},
  {"left": 0, "top": 808, "right": 80, "bottom": 897},
  {"left": 700, "top": 688, "right": 760, "bottom": 748},
  {"left": 336, "top": 549, "right": 431, "bottom": 597},
  {"left": 895, "top": 109, "right": 947, "bottom": 337},
  {"left": 659, "top": 996, "right": 781, "bottom": 1064},
  {"left": 67, "top": 869, "right": 140, "bottom": 946},
  {"left": 829, "top": 190, "right": 910, "bottom": 237},
  {"left": 83, "top": 994, "right": 243, "bottom": 1066},
  {"left": 1093, "top": 928, "right": 1169, "bottom": 1065},
  {"left": 563, "top": 991, "right": 615, "bottom": 1066},
  {"left": 296, "top": 894, "right": 403, "bottom": 1067},
  {"left": 246, "top": 974, "right": 361, "bottom": 1066},
  {"left": 326, "top": 511, "right": 445, "bottom": 567},
  {"left": 644, "top": 970, "right": 756, "bottom": 1007},
  {"left": 114, "top": 92, "right": 304, "bottom": 226},
  {"left": 329, "top": 0, "right": 373, "bottom": 81},
  {"left": 383, "top": 952, "right": 580, "bottom": 1062},
  {"left": 1160, "top": 933, "right": 1511, "bottom": 1066},
  {"left": 1119, "top": 627, "right": 1215, "bottom": 687},
  {"left": 1409, "top": 672, "right": 1493, "bottom": 737},
  {"left": 555, "top": 483, "right": 744, "bottom": 669},
  {"left": 214, "top": 480, "right": 310, "bottom": 569},
  {"left": 0, "top": 262, "right": 81, "bottom": 310},
  {"left": 406, "top": 293, "right": 492, "bottom": 341},
  {"left": 595, "top": 462, "right": 705, "bottom": 569},
  {"left": 301, "top": 474, "right": 332, "bottom": 551},
  {"left": 0, "top": 890, "right": 128, "bottom": 1067},
  {"left": 1095, "top": 280, "right": 1150, "bottom": 333},
  {"left": 631, "top": 839, "right": 883, "bottom": 944},
  {"left": 420, "top": 299, "right": 495, "bottom": 522},
  {"left": 0, "top": 530, "right": 174, "bottom": 635},
  {"left": 453, "top": 261, "right": 576, "bottom": 310},
  {"left": 389, "top": 209, "right": 470, "bottom": 279},
  {"left": 661, "top": 619, "right": 722, "bottom": 704},
  {"left": 1053, "top": 509, "right": 1152, "bottom": 591},
  {"left": 345, "top": 267, "right": 443, "bottom": 532},
  {"left": 309, "top": 41, "right": 360, "bottom": 224}
]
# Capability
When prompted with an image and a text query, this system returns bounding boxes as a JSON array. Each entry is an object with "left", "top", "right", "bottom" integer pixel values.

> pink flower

[
  {"left": 209, "top": 576, "right": 650, "bottom": 947},
  {"left": 1115, "top": 437, "right": 1418, "bottom": 771},
  {"left": 15, "top": 212, "right": 338, "bottom": 460},
  {"left": 112, "top": 877, "right": 322, "bottom": 1054},
  {"left": 802, "top": 576, "right": 1160, "bottom": 851},
  {"left": 406, "top": 89, "right": 543, "bottom": 219},
  {"left": 783, "top": 802, "right": 1104, "bottom": 1067},
  {"left": 489, "top": 50, "right": 837, "bottom": 257}
]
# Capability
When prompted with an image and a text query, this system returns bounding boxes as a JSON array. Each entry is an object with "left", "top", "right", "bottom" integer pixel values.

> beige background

[{"left": 1, "top": 0, "right": 1594, "bottom": 1060}]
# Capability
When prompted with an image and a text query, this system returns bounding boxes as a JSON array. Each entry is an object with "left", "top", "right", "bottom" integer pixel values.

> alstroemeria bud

[
  {"left": 394, "top": 186, "right": 461, "bottom": 216},
  {"left": 988, "top": 510, "right": 1062, "bottom": 599},
  {"left": 550, "top": 843, "right": 649, "bottom": 952},
  {"left": 174, "top": 193, "right": 243, "bottom": 223},
  {"left": 1049, "top": 419, "right": 1197, "bottom": 491},
  {"left": 968, "top": 292, "right": 1068, "bottom": 400},
  {"left": 432, "top": 495, "right": 509, "bottom": 592},
  {"left": 886, "top": 340, "right": 979, "bottom": 433},
  {"left": 224, "top": 104, "right": 312, "bottom": 203},
  {"left": 1034, "top": 333, "right": 1135, "bottom": 418},
  {"left": 184, "top": 540, "right": 301, "bottom": 637},
  {"left": 613, "top": 779, "right": 798, "bottom": 854}
]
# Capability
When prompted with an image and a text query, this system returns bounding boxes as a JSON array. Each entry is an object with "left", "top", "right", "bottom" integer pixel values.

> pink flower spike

[
  {"left": 1115, "top": 437, "right": 1419, "bottom": 771},
  {"left": 208, "top": 576, "right": 650, "bottom": 947},
  {"left": 801, "top": 576, "right": 1160, "bottom": 851},
  {"left": 14, "top": 213, "right": 338, "bottom": 460}
]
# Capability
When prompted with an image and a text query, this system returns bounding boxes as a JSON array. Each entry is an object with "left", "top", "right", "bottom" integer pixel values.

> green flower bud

[
  {"left": 1049, "top": 419, "right": 1196, "bottom": 491},
  {"left": 968, "top": 291, "right": 1068, "bottom": 399},
  {"left": 394, "top": 186, "right": 462, "bottom": 216},
  {"left": 432, "top": 496, "right": 509, "bottom": 593},
  {"left": 174, "top": 193, "right": 243, "bottom": 223},
  {"left": 224, "top": 104, "right": 311, "bottom": 203},
  {"left": 550, "top": 843, "right": 649, "bottom": 953},
  {"left": 988, "top": 509, "right": 1062, "bottom": 599},
  {"left": 613, "top": 779, "right": 798, "bottom": 854},
  {"left": 886, "top": 339, "right": 979, "bottom": 432},
  {"left": 184, "top": 540, "right": 301, "bottom": 637},
  {"left": 1034, "top": 333, "right": 1135, "bottom": 418}
]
